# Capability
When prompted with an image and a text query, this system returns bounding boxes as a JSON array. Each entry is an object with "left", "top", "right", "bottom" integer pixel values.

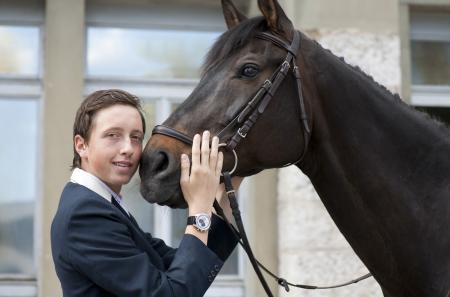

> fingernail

[{"left": 181, "top": 154, "right": 187, "bottom": 160}]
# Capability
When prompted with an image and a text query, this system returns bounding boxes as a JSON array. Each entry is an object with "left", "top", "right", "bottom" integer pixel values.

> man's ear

[
  {"left": 221, "top": 0, "right": 247, "bottom": 29},
  {"left": 74, "top": 135, "right": 88, "bottom": 158},
  {"left": 258, "top": 0, "right": 294, "bottom": 38}
]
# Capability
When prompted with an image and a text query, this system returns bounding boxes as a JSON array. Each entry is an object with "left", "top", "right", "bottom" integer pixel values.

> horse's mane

[
  {"left": 202, "top": 17, "right": 266, "bottom": 75},
  {"left": 311, "top": 39, "right": 450, "bottom": 134}
]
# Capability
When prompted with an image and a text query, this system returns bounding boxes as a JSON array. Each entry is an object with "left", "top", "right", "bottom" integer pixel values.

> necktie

[{"left": 111, "top": 196, "right": 139, "bottom": 228}]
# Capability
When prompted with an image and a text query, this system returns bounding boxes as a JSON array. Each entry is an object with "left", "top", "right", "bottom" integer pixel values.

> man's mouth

[{"left": 113, "top": 161, "right": 132, "bottom": 168}]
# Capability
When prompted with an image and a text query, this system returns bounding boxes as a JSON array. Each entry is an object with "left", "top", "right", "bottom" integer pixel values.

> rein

[{"left": 151, "top": 30, "right": 372, "bottom": 296}]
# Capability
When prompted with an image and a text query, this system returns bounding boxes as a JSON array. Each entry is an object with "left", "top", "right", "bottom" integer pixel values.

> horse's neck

[
  {"left": 301, "top": 49, "right": 450, "bottom": 294},
  {"left": 308, "top": 51, "right": 449, "bottom": 204}
]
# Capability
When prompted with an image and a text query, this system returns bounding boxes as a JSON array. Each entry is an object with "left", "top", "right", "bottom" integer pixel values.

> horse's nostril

[{"left": 152, "top": 151, "right": 170, "bottom": 174}]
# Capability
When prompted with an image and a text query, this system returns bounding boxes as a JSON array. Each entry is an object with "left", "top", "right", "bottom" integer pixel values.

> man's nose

[{"left": 120, "top": 137, "right": 134, "bottom": 155}]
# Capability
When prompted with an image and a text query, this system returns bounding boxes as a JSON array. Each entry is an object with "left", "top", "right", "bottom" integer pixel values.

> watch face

[{"left": 195, "top": 214, "right": 211, "bottom": 231}]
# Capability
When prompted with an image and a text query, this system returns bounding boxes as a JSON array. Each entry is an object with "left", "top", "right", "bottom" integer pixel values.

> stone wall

[{"left": 277, "top": 29, "right": 400, "bottom": 297}]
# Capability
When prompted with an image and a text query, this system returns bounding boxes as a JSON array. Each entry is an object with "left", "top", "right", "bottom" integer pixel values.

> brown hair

[{"left": 72, "top": 89, "right": 146, "bottom": 170}]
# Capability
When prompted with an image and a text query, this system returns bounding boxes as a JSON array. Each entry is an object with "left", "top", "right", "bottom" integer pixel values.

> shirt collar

[{"left": 70, "top": 168, "right": 122, "bottom": 203}]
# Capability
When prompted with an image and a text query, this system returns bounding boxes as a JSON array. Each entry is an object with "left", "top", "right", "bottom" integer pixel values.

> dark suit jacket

[{"left": 51, "top": 182, "right": 238, "bottom": 297}]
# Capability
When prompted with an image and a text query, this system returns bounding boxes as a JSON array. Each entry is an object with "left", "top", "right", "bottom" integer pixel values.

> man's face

[{"left": 77, "top": 104, "right": 144, "bottom": 193}]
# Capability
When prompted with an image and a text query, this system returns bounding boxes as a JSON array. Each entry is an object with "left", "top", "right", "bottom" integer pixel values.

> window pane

[
  {"left": 171, "top": 208, "right": 188, "bottom": 247},
  {"left": 411, "top": 40, "right": 450, "bottom": 85},
  {"left": 121, "top": 102, "right": 156, "bottom": 233},
  {"left": 87, "top": 28, "right": 220, "bottom": 79},
  {"left": 142, "top": 101, "right": 156, "bottom": 142},
  {"left": 0, "top": 99, "right": 38, "bottom": 275},
  {"left": 0, "top": 26, "right": 39, "bottom": 76},
  {"left": 122, "top": 175, "right": 154, "bottom": 233}
]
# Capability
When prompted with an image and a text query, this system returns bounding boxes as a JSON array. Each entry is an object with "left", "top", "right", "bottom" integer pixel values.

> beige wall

[
  {"left": 250, "top": 0, "right": 399, "bottom": 33},
  {"left": 39, "top": 0, "right": 85, "bottom": 296}
]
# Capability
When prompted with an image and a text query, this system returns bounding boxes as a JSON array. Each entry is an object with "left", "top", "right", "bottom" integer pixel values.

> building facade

[{"left": 0, "top": 0, "right": 448, "bottom": 297}]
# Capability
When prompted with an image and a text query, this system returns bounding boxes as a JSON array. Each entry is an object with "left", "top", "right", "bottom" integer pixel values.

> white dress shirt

[{"left": 70, "top": 168, "right": 130, "bottom": 216}]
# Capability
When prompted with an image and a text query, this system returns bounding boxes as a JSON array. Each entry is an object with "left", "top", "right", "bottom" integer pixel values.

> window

[
  {"left": 410, "top": 9, "right": 450, "bottom": 107},
  {"left": 0, "top": 26, "right": 39, "bottom": 76},
  {"left": 0, "top": 25, "right": 41, "bottom": 297},
  {"left": 409, "top": 8, "right": 450, "bottom": 127},
  {"left": 412, "top": 40, "right": 450, "bottom": 86},
  {"left": 87, "top": 27, "right": 219, "bottom": 79},
  {"left": 85, "top": 6, "right": 244, "bottom": 294}
]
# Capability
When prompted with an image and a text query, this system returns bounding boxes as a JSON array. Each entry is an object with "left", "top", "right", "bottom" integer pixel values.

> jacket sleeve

[
  {"left": 146, "top": 235, "right": 177, "bottom": 270},
  {"left": 63, "top": 199, "right": 224, "bottom": 297},
  {"left": 146, "top": 214, "right": 238, "bottom": 268},
  {"left": 207, "top": 214, "right": 239, "bottom": 261}
]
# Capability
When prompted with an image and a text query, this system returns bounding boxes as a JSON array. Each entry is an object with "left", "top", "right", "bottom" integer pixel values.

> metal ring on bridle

[{"left": 218, "top": 143, "right": 238, "bottom": 175}]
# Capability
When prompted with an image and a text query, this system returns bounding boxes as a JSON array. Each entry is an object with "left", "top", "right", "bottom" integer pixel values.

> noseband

[{"left": 152, "top": 30, "right": 311, "bottom": 173}]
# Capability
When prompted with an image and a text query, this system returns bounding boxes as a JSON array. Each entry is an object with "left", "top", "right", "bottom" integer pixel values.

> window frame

[
  {"left": 400, "top": 0, "right": 450, "bottom": 107},
  {"left": 0, "top": 21, "right": 43, "bottom": 297}
]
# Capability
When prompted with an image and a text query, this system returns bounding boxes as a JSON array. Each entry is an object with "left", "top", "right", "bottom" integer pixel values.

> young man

[{"left": 51, "top": 89, "right": 240, "bottom": 297}]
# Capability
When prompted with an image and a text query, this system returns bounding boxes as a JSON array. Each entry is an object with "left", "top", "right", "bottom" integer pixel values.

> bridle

[
  {"left": 151, "top": 30, "right": 371, "bottom": 296},
  {"left": 152, "top": 30, "right": 311, "bottom": 174}
]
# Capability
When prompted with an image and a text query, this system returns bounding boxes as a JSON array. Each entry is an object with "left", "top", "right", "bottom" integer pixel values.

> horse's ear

[
  {"left": 221, "top": 0, "right": 247, "bottom": 29},
  {"left": 258, "top": 0, "right": 293, "bottom": 37}
]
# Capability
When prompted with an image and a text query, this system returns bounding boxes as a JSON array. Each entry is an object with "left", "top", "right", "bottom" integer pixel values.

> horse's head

[{"left": 140, "top": 0, "right": 312, "bottom": 208}]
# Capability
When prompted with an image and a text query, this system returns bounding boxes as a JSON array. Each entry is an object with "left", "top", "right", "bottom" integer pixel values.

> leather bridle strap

[
  {"left": 221, "top": 172, "right": 275, "bottom": 297},
  {"left": 152, "top": 125, "right": 193, "bottom": 145}
]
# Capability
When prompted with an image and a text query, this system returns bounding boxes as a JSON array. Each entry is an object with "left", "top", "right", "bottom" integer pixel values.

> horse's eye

[{"left": 240, "top": 64, "right": 259, "bottom": 78}]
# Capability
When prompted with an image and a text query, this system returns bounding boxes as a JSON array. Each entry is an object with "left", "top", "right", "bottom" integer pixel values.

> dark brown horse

[{"left": 139, "top": 0, "right": 450, "bottom": 296}]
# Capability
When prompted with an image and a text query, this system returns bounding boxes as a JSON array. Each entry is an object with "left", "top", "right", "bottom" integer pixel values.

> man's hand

[{"left": 180, "top": 131, "right": 223, "bottom": 215}]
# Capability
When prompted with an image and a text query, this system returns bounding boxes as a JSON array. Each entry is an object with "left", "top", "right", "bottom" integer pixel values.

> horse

[{"left": 139, "top": 0, "right": 450, "bottom": 296}]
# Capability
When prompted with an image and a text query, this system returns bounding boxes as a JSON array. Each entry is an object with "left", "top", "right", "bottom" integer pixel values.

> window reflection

[
  {"left": 411, "top": 40, "right": 450, "bottom": 86},
  {"left": 0, "top": 99, "right": 38, "bottom": 275},
  {"left": 87, "top": 28, "right": 220, "bottom": 79},
  {"left": 0, "top": 26, "right": 39, "bottom": 76}
]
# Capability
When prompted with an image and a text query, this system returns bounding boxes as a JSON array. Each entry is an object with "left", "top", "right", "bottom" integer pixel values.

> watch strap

[{"left": 187, "top": 216, "right": 196, "bottom": 225}]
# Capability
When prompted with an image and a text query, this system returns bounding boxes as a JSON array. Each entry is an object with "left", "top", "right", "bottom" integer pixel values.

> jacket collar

[{"left": 70, "top": 168, "right": 115, "bottom": 202}]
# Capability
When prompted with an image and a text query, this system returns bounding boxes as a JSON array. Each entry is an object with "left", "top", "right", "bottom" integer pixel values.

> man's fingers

[
  {"left": 201, "top": 131, "right": 210, "bottom": 167},
  {"left": 180, "top": 154, "right": 190, "bottom": 186},
  {"left": 209, "top": 136, "right": 219, "bottom": 170},
  {"left": 191, "top": 134, "right": 201, "bottom": 167}
]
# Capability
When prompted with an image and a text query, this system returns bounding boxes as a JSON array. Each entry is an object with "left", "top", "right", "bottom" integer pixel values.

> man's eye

[
  {"left": 240, "top": 64, "right": 259, "bottom": 78},
  {"left": 107, "top": 133, "right": 119, "bottom": 138}
]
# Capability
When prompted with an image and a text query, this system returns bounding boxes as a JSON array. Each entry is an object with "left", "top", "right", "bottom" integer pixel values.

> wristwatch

[{"left": 187, "top": 213, "right": 211, "bottom": 232}]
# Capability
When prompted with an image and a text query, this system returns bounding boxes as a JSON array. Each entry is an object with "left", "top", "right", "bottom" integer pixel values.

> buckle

[
  {"left": 237, "top": 128, "right": 247, "bottom": 138},
  {"left": 262, "top": 79, "right": 272, "bottom": 90},
  {"left": 281, "top": 60, "right": 290, "bottom": 73}
]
